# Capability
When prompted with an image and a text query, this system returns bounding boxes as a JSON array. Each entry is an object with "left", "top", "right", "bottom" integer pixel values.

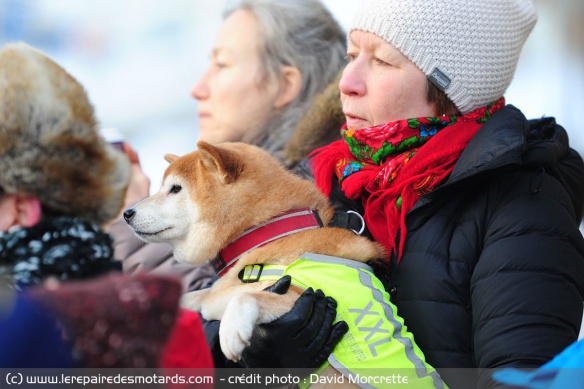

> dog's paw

[
  {"left": 180, "top": 290, "right": 208, "bottom": 312},
  {"left": 219, "top": 297, "right": 259, "bottom": 362}
]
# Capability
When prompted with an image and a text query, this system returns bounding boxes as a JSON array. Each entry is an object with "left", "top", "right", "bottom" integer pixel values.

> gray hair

[{"left": 224, "top": 0, "right": 346, "bottom": 155}]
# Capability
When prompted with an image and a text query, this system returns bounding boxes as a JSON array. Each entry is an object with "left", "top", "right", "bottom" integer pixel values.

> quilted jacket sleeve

[
  {"left": 106, "top": 217, "right": 215, "bottom": 292},
  {"left": 472, "top": 168, "right": 584, "bottom": 388}
]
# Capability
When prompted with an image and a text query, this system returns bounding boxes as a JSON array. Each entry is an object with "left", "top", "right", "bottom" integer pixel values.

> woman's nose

[
  {"left": 190, "top": 70, "right": 210, "bottom": 100},
  {"left": 339, "top": 62, "right": 366, "bottom": 97}
]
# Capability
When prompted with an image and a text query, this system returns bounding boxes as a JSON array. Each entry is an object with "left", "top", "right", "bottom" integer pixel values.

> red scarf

[{"left": 310, "top": 98, "right": 504, "bottom": 262}]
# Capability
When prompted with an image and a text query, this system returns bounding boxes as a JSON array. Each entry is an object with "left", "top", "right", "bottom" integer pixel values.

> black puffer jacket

[{"left": 306, "top": 105, "right": 584, "bottom": 389}]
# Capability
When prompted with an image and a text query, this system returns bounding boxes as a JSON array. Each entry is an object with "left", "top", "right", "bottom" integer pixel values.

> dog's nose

[{"left": 123, "top": 208, "right": 136, "bottom": 223}]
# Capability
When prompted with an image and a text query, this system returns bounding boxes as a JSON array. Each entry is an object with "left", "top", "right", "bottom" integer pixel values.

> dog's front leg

[
  {"left": 180, "top": 288, "right": 212, "bottom": 313},
  {"left": 219, "top": 290, "right": 298, "bottom": 362}
]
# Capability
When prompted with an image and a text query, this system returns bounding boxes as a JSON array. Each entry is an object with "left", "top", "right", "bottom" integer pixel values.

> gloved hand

[{"left": 202, "top": 276, "right": 348, "bottom": 369}]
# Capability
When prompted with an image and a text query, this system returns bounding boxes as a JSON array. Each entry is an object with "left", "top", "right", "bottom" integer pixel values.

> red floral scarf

[{"left": 310, "top": 98, "right": 505, "bottom": 262}]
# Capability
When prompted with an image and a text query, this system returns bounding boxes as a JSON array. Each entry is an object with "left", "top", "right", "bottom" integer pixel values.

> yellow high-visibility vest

[{"left": 239, "top": 252, "right": 445, "bottom": 389}]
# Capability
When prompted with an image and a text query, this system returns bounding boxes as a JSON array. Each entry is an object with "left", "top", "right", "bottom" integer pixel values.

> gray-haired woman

[
  {"left": 105, "top": 0, "right": 348, "bottom": 373},
  {"left": 108, "top": 0, "right": 347, "bottom": 292},
  {"left": 192, "top": 0, "right": 346, "bottom": 162}
]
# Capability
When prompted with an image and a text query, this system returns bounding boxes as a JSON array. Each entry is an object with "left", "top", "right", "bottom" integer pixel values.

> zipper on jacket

[
  {"left": 389, "top": 229, "right": 400, "bottom": 275},
  {"left": 375, "top": 229, "right": 400, "bottom": 297}
]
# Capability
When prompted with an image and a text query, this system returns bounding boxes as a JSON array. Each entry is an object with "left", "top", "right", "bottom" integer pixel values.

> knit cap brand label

[{"left": 429, "top": 68, "right": 451, "bottom": 91}]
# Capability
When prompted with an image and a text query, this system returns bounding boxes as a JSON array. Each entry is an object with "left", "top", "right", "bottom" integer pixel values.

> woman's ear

[
  {"left": 273, "top": 65, "right": 302, "bottom": 109},
  {"left": 15, "top": 195, "right": 42, "bottom": 228},
  {"left": 0, "top": 195, "right": 41, "bottom": 231}
]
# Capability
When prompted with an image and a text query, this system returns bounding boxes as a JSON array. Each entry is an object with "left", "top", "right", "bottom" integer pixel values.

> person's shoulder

[{"left": 522, "top": 113, "right": 584, "bottom": 220}]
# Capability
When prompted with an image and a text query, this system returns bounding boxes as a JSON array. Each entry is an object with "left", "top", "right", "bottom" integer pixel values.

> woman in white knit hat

[
  {"left": 198, "top": 0, "right": 584, "bottom": 385},
  {"left": 301, "top": 0, "right": 584, "bottom": 387}
]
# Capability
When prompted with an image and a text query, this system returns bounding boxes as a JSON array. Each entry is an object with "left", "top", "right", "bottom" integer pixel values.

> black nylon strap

[{"left": 328, "top": 210, "right": 370, "bottom": 238}]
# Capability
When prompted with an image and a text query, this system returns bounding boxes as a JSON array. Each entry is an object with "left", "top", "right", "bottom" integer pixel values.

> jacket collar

[
  {"left": 412, "top": 104, "right": 584, "bottom": 221},
  {"left": 449, "top": 105, "right": 528, "bottom": 184}
]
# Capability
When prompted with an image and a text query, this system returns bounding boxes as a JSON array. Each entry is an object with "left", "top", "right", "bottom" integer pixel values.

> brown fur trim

[
  {"left": 282, "top": 69, "right": 345, "bottom": 168},
  {"left": 0, "top": 43, "right": 130, "bottom": 225}
]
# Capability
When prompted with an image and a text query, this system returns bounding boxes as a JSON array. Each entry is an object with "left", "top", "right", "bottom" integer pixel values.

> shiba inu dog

[{"left": 124, "top": 141, "right": 443, "bottom": 388}]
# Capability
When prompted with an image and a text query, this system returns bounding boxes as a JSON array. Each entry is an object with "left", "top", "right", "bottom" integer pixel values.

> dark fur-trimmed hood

[
  {"left": 0, "top": 42, "right": 130, "bottom": 225},
  {"left": 282, "top": 69, "right": 345, "bottom": 168}
]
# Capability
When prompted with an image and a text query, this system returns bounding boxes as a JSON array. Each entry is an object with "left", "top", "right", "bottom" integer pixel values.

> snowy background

[{"left": 1, "top": 0, "right": 583, "bottom": 338}]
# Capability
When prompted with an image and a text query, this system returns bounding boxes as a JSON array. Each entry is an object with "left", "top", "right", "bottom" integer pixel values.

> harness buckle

[
  {"left": 346, "top": 210, "right": 366, "bottom": 235},
  {"left": 238, "top": 264, "right": 264, "bottom": 283}
]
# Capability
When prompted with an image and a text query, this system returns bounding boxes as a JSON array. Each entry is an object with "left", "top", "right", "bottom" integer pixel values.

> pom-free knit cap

[
  {"left": 0, "top": 42, "right": 130, "bottom": 225},
  {"left": 351, "top": 0, "right": 537, "bottom": 114}
]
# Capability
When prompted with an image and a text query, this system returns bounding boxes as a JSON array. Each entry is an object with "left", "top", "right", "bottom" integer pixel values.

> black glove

[
  {"left": 241, "top": 275, "right": 348, "bottom": 368},
  {"left": 202, "top": 276, "right": 348, "bottom": 369}
]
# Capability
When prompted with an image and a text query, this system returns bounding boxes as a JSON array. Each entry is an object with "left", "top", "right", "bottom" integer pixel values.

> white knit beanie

[{"left": 351, "top": 0, "right": 537, "bottom": 114}]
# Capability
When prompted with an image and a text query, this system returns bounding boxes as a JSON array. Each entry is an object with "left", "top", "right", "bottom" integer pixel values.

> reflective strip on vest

[{"left": 241, "top": 253, "right": 445, "bottom": 389}]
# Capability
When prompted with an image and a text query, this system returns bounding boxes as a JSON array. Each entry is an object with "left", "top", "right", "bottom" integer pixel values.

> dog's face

[
  {"left": 124, "top": 166, "right": 201, "bottom": 261},
  {"left": 125, "top": 141, "right": 330, "bottom": 264}
]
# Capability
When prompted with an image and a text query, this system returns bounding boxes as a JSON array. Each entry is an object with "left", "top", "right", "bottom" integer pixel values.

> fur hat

[
  {"left": 351, "top": 0, "right": 537, "bottom": 114},
  {"left": 0, "top": 42, "right": 130, "bottom": 225}
]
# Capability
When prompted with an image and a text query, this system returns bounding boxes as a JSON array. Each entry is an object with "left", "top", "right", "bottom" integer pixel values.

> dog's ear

[
  {"left": 197, "top": 141, "right": 243, "bottom": 184},
  {"left": 164, "top": 154, "right": 179, "bottom": 164}
]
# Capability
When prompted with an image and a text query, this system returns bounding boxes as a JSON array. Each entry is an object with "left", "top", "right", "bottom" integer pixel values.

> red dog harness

[{"left": 210, "top": 208, "right": 323, "bottom": 278}]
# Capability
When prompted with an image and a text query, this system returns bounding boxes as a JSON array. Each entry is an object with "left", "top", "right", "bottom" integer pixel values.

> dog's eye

[{"left": 169, "top": 185, "right": 182, "bottom": 194}]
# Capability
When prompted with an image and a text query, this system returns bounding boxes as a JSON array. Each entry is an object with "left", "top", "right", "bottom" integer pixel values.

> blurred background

[
  {"left": 1, "top": 0, "right": 583, "bottom": 338},
  {"left": 1, "top": 0, "right": 582, "bottom": 189},
  {"left": 0, "top": 0, "right": 351, "bottom": 187}
]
